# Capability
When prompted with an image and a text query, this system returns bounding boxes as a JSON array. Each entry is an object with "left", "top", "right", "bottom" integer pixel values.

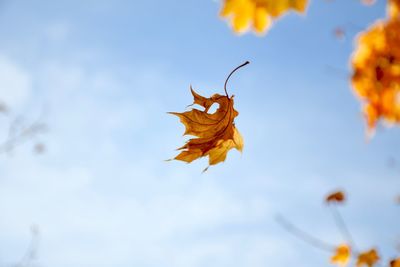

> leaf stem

[
  {"left": 329, "top": 204, "right": 358, "bottom": 253},
  {"left": 276, "top": 214, "right": 335, "bottom": 252},
  {"left": 224, "top": 61, "right": 250, "bottom": 97}
]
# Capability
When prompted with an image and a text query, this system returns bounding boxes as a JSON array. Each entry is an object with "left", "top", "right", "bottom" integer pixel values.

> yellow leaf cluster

[
  {"left": 356, "top": 249, "right": 380, "bottom": 267},
  {"left": 331, "top": 244, "right": 351, "bottom": 267},
  {"left": 351, "top": 6, "right": 400, "bottom": 132},
  {"left": 220, "top": 0, "right": 308, "bottom": 35},
  {"left": 169, "top": 87, "right": 243, "bottom": 171}
]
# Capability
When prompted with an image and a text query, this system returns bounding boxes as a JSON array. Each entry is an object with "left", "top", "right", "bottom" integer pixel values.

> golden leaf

[
  {"left": 331, "top": 244, "right": 351, "bottom": 267},
  {"left": 326, "top": 191, "right": 346, "bottom": 204},
  {"left": 220, "top": 0, "right": 308, "bottom": 35},
  {"left": 351, "top": 16, "right": 400, "bottom": 133},
  {"left": 356, "top": 249, "right": 380, "bottom": 267},
  {"left": 169, "top": 62, "right": 248, "bottom": 171},
  {"left": 391, "top": 258, "right": 400, "bottom": 267}
]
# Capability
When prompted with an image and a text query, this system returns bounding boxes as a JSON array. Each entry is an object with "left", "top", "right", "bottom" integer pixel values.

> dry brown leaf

[
  {"left": 356, "top": 249, "right": 380, "bottom": 267},
  {"left": 326, "top": 191, "right": 346, "bottom": 204},
  {"left": 169, "top": 62, "right": 248, "bottom": 171},
  {"left": 331, "top": 244, "right": 351, "bottom": 267}
]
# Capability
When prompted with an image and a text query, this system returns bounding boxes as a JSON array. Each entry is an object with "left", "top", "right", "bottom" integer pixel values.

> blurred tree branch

[{"left": 0, "top": 100, "right": 47, "bottom": 155}]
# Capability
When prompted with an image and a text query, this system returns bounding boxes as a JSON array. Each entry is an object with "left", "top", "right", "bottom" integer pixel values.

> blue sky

[{"left": 0, "top": 0, "right": 399, "bottom": 266}]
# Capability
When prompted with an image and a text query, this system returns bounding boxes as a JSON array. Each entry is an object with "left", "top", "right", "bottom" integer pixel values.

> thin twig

[
  {"left": 329, "top": 204, "right": 358, "bottom": 253},
  {"left": 11, "top": 225, "right": 39, "bottom": 267},
  {"left": 0, "top": 120, "right": 47, "bottom": 154},
  {"left": 276, "top": 214, "right": 335, "bottom": 252},
  {"left": 0, "top": 102, "right": 48, "bottom": 155}
]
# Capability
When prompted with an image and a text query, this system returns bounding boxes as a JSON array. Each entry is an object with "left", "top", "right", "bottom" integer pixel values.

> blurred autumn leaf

[
  {"left": 388, "top": 0, "right": 400, "bottom": 18},
  {"left": 334, "top": 27, "right": 346, "bottom": 40},
  {"left": 169, "top": 62, "right": 248, "bottom": 172},
  {"left": 351, "top": 0, "right": 400, "bottom": 134},
  {"left": 391, "top": 258, "right": 400, "bottom": 267},
  {"left": 220, "top": 0, "right": 308, "bottom": 35},
  {"left": 326, "top": 191, "right": 346, "bottom": 204},
  {"left": 361, "top": 0, "right": 377, "bottom": 6},
  {"left": 281, "top": 190, "right": 398, "bottom": 267},
  {"left": 33, "top": 142, "right": 46, "bottom": 155},
  {"left": 331, "top": 244, "right": 351, "bottom": 267},
  {"left": 356, "top": 249, "right": 380, "bottom": 267},
  {"left": 0, "top": 101, "right": 8, "bottom": 114}
]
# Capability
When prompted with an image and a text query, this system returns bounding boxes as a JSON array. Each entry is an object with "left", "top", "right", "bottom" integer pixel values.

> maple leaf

[
  {"left": 326, "top": 191, "right": 346, "bottom": 204},
  {"left": 220, "top": 0, "right": 308, "bottom": 35},
  {"left": 351, "top": 14, "right": 400, "bottom": 134},
  {"left": 331, "top": 244, "right": 351, "bottom": 267},
  {"left": 391, "top": 258, "right": 400, "bottom": 267},
  {"left": 169, "top": 62, "right": 249, "bottom": 171},
  {"left": 356, "top": 249, "right": 380, "bottom": 267}
]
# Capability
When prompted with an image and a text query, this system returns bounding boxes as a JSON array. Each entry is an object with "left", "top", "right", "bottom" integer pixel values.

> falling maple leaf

[
  {"left": 326, "top": 191, "right": 346, "bottom": 204},
  {"left": 391, "top": 258, "right": 400, "bottom": 267},
  {"left": 220, "top": 0, "right": 308, "bottom": 35},
  {"left": 351, "top": 10, "right": 400, "bottom": 133},
  {"left": 169, "top": 62, "right": 249, "bottom": 172},
  {"left": 331, "top": 244, "right": 351, "bottom": 267},
  {"left": 356, "top": 249, "right": 380, "bottom": 267}
]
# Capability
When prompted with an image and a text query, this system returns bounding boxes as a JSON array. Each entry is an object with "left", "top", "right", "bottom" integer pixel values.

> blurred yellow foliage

[
  {"left": 220, "top": 0, "right": 308, "bottom": 35},
  {"left": 356, "top": 249, "right": 380, "bottom": 267},
  {"left": 331, "top": 244, "right": 351, "bottom": 267},
  {"left": 391, "top": 258, "right": 400, "bottom": 267},
  {"left": 351, "top": 13, "right": 400, "bottom": 132},
  {"left": 388, "top": 0, "right": 400, "bottom": 19}
]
